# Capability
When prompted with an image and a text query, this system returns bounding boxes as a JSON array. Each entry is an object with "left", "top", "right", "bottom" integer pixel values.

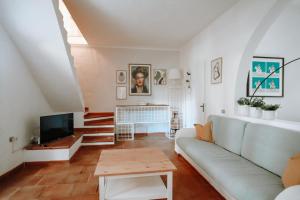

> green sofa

[{"left": 175, "top": 115, "right": 300, "bottom": 200}]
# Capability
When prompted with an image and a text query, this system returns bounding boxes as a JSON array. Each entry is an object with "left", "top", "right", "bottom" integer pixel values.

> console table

[{"left": 115, "top": 105, "right": 171, "bottom": 140}]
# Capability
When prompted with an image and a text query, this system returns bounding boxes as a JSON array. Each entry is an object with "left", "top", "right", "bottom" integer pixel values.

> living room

[{"left": 0, "top": 0, "right": 300, "bottom": 199}]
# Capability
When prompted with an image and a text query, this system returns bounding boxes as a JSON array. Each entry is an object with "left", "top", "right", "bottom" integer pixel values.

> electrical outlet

[{"left": 9, "top": 137, "right": 17, "bottom": 143}]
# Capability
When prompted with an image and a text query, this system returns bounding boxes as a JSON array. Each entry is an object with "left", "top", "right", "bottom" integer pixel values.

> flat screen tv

[{"left": 40, "top": 113, "right": 74, "bottom": 144}]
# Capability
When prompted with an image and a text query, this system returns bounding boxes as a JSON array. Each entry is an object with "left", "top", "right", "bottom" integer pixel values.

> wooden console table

[{"left": 95, "top": 148, "right": 176, "bottom": 200}]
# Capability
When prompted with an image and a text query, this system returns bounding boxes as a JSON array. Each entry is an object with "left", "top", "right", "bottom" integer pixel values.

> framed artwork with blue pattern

[{"left": 247, "top": 56, "right": 284, "bottom": 97}]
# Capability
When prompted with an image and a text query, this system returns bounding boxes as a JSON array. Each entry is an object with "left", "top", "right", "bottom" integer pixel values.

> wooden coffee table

[{"left": 95, "top": 147, "right": 176, "bottom": 200}]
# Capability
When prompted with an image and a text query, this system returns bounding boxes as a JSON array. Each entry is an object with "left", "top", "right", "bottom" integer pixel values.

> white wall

[
  {"left": 253, "top": 1, "right": 300, "bottom": 122},
  {"left": 179, "top": 0, "right": 288, "bottom": 127},
  {"left": 71, "top": 46, "right": 179, "bottom": 111},
  {"left": 0, "top": 24, "right": 53, "bottom": 176},
  {"left": 0, "top": 0, "right": 84, "bottom": 112}
]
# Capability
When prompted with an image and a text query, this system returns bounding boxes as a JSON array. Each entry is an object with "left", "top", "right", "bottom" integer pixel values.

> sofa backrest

[
  {"left": 241, "top": 123, "right": 300, "bottom": 177},
  {"left": 209, "top": 115, "right": 247, "bottom": 155}
]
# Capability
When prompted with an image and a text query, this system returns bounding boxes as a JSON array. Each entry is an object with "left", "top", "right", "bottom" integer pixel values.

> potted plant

[
  {"left": 249, "top": 97, "right": 265, "bottom": 118},
  {"left": 237, "top": 97, "right": 250, "bottom": 116},
  {"left": 261, "top": 104, "right": 280, "bottom": 120}
]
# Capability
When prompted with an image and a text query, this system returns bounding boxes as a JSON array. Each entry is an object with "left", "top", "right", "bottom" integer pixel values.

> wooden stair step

[
  {"left": 75, "top": 127, "right": 114, "bottom": 134},
  {"left": 84, "top": 112, "right": 114, "bottom": 119},
  {"left": 84, "top": 118, "right": 114, "bottom": 126},
  {"left": 82, "top": 136, "right": 114, "bottom": 143}
]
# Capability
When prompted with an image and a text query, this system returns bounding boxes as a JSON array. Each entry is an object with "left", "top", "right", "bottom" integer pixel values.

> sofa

[{"left": 175, "top": 115, "right": 300, "bottom": 200}]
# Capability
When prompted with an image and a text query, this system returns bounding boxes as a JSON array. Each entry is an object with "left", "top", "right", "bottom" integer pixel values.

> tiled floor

[{"left": 0, "top": 134, "right": 224, "bottom": 200}]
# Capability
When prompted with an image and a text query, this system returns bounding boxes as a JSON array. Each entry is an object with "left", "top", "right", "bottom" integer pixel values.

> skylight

[{"left": 58, "top": 0, "right": 87, "bottom": 45}]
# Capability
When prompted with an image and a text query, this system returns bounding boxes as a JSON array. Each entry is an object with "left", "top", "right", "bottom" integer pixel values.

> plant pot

[
  {"left": 237, "top": 105, "right": 249, "bottom": 116},
  {"left": 249, "top": 107, "right": 262, "bottom": 118},
  {"left": 262, "top": 110, "right": 276, "bottom": 120}
]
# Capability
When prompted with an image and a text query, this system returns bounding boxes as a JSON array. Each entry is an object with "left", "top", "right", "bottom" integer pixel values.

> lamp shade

[{"left": 168, "top": 68, "right": 181, "bottom": 80}]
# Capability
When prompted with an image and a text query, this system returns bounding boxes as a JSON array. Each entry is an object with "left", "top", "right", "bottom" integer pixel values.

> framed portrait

[
  {"left": 247, "top": 56, "right": 284, "bottom": 97},
  {"left": 116, "top": 70, "right": 127, "bottom": 84},
  {"left": 116, "top": 86, "right": 127, "bottom": 100},
  {"left": 129, "top": 64, "right": 151, "bottom": 96},
  {"left": 211, "top": 57, "right": 222, "bottom": 84},
  {"left": 153, "top": 69, "right": 167, "bottom": 85}
]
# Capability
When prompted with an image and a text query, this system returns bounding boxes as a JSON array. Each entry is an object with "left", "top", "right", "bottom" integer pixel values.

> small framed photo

[
  {"left": 153, "top": 69, "right": 167, "bottom": 85},
  {"left": 116, "top": 86, "right": 127, "bottom": 100},
  {"left": 116, "top": 70, "right": 127, "bottom": 84},
  {"left": 129, "top": 64, "right": 151, "bottom": 96},
  {"left": 211, "top": 57, "right": 222, "bottom": 84}
]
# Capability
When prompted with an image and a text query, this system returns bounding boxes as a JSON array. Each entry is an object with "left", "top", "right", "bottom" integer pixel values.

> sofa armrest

[
  {"left": 175, "top": 128, "right": 196, "bottom": 139},
  {"left": 275, "top": 185, "right": 300, "bottom": 200}
]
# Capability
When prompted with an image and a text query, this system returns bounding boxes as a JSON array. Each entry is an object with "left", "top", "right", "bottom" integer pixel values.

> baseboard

[{"left": 0, "top": 163, "right": 25, "bottom": 181}]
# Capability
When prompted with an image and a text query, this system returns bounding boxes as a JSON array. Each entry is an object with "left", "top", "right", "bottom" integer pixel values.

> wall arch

[{"left": 234, "top": 0, "right": 291, "bottom": 110}]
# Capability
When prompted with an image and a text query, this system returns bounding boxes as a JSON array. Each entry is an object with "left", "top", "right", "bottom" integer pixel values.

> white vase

[
  {"left": 249, "top": 107, "right": 262, "bottom": 118},
  {"left": 262, "top": 110, "right": 276, "bottom": 120},
  {"left": 237, "top": 105, "right": 249, "bottom": 116}
]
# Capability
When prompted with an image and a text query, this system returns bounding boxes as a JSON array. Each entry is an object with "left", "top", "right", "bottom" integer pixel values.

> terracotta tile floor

[{"left": 0, "top": 134, "right": 224, "bottom": 200}]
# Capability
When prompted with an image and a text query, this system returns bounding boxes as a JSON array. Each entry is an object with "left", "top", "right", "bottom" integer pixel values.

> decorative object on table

[
  {"left": 185, "top": 72, "right": 191, "bottom": 89},
  {"left": 170, "top": 111, "right": 180, "bottom": 137},
  {"left": 153, "top": 69, "right": 167, "bottom": 85},
  {"left": 237, "top": 97, "right": 250, "bottom": 116},
  {"left": 261, "top": 104, "right": 280, "bottom": 120},
  {"left": 249, "top": 97, "right": 265, "bottom": 118},
  {"left": 129, "top": 64, "right": 151, "bottom": 96},
  {"left": 30, "top": 135, "right": 40, "bottom": 145},
  {"left": 248, "top": 56, "right": 284, "bottom": 97},
  {"left": 116, "top": 70, "right": 127, "bottom": 84},
  {"left": 211, "top": 57, "right": 222, "bottom": 84},
  {"left": 116, "top": 86, "right": 127, "bottom": 100}
]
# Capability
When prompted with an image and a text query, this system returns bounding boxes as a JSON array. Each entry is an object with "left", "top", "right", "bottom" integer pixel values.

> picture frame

[
  {"left": 116, "top": 70, "right": 127, "bottom": 84},
  {"left": 129, "top": 64, "right": 151, "bottom": 96},
  {"left": 116, "top": 86, "right": 127, "bottom": 100},
  {"left": 153, "top": 69, "right": 167, "bottom": 85},
  {"left": 247, "top": 56, "right": 284, "bottom": 97},
  {"left": 211, "top": 57, "right": 222, "bottom": 84}
]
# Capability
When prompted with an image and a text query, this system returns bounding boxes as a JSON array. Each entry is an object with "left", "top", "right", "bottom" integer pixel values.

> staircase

[{"left": 75, "top": 109, "right": 115, "bottom": 146}]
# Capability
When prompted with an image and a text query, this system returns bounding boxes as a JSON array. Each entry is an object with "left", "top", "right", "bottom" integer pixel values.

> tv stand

[{"left": 24, "top": 133, "right": 82, "bottom": 162}]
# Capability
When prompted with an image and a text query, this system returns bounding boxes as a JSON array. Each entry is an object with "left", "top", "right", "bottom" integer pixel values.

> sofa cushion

[
  {"left": 241, "top": 123, "right": 300, "bottom": 177},
  {"left": 176, "top": 137, "right": 283, "bottom": 200},
  {"left": 209, "top": 115, "right": 247, "bottom": 155},
  {"left": 282, "top": 153, "right": 300, "bottom": 188},
  {"left": 194, "top": 122, "right": 213, "bottom": 143}
]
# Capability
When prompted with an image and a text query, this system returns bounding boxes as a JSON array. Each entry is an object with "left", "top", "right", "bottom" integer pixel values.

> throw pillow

[
  {"left": 282, "top": 153, "right": 300, "bottom": 188},
  {"left": 194, "top": 122, "right": 213, "bottom": 143}
]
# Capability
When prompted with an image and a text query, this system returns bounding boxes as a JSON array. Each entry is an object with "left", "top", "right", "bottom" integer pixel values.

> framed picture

[
  {"left": 211, "top": 57, "right": 222, "bottom": 84},
  {"left": 153, "top": 69, "right": 167, "bottom": 85},
  {"left": 116, "top": 86, "right": 127, "bottom": 100},
  {"left": 129, "top": 64, "right": 151, "bottom": 96},
  {"left": 116, "top": 70, "right": 127, "bottom": 84},
  {"left": 247, "top": 56, "right": 284, "bottom": 97}
]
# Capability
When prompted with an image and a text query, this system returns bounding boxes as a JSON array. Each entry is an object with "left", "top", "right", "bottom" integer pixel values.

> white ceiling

[{"left": 64, "top": 0, "right": 238, "bottom": 50}]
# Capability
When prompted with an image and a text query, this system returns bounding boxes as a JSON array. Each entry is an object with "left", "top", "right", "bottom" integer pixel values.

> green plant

[
  {"left": 237, "top": 97, "right": 250, "bottom": 106},
  {"left": 250, "top": 97, "right": 265, "bottom": 108},
  {"left": 261, "top": 104, "right": 280, "bottom": 111}
]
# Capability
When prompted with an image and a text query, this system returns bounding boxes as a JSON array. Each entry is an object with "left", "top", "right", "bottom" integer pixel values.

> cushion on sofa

[
  {"left": 176, "top": 137, "right": 283, "bottom": 200},
  {"left": 241, "top": 123, "right": 300, "bottom": 177},
  {"left": 209, "top": 115, "right": 247, "bottom": 155}
]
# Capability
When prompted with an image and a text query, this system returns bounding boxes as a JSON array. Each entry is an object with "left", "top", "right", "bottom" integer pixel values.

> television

[{"left": 40, "top": 113, "right": 74, "bottom": 144}]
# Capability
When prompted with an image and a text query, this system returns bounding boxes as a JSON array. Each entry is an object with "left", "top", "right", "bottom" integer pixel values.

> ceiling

[{"left": 64, "top": 0, "right": 238, "bottom": 50}]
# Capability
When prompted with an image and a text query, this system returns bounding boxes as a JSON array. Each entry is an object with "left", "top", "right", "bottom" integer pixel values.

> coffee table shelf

[{"left": 105, "top": 175, "right": 167, "bottom": 200}]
